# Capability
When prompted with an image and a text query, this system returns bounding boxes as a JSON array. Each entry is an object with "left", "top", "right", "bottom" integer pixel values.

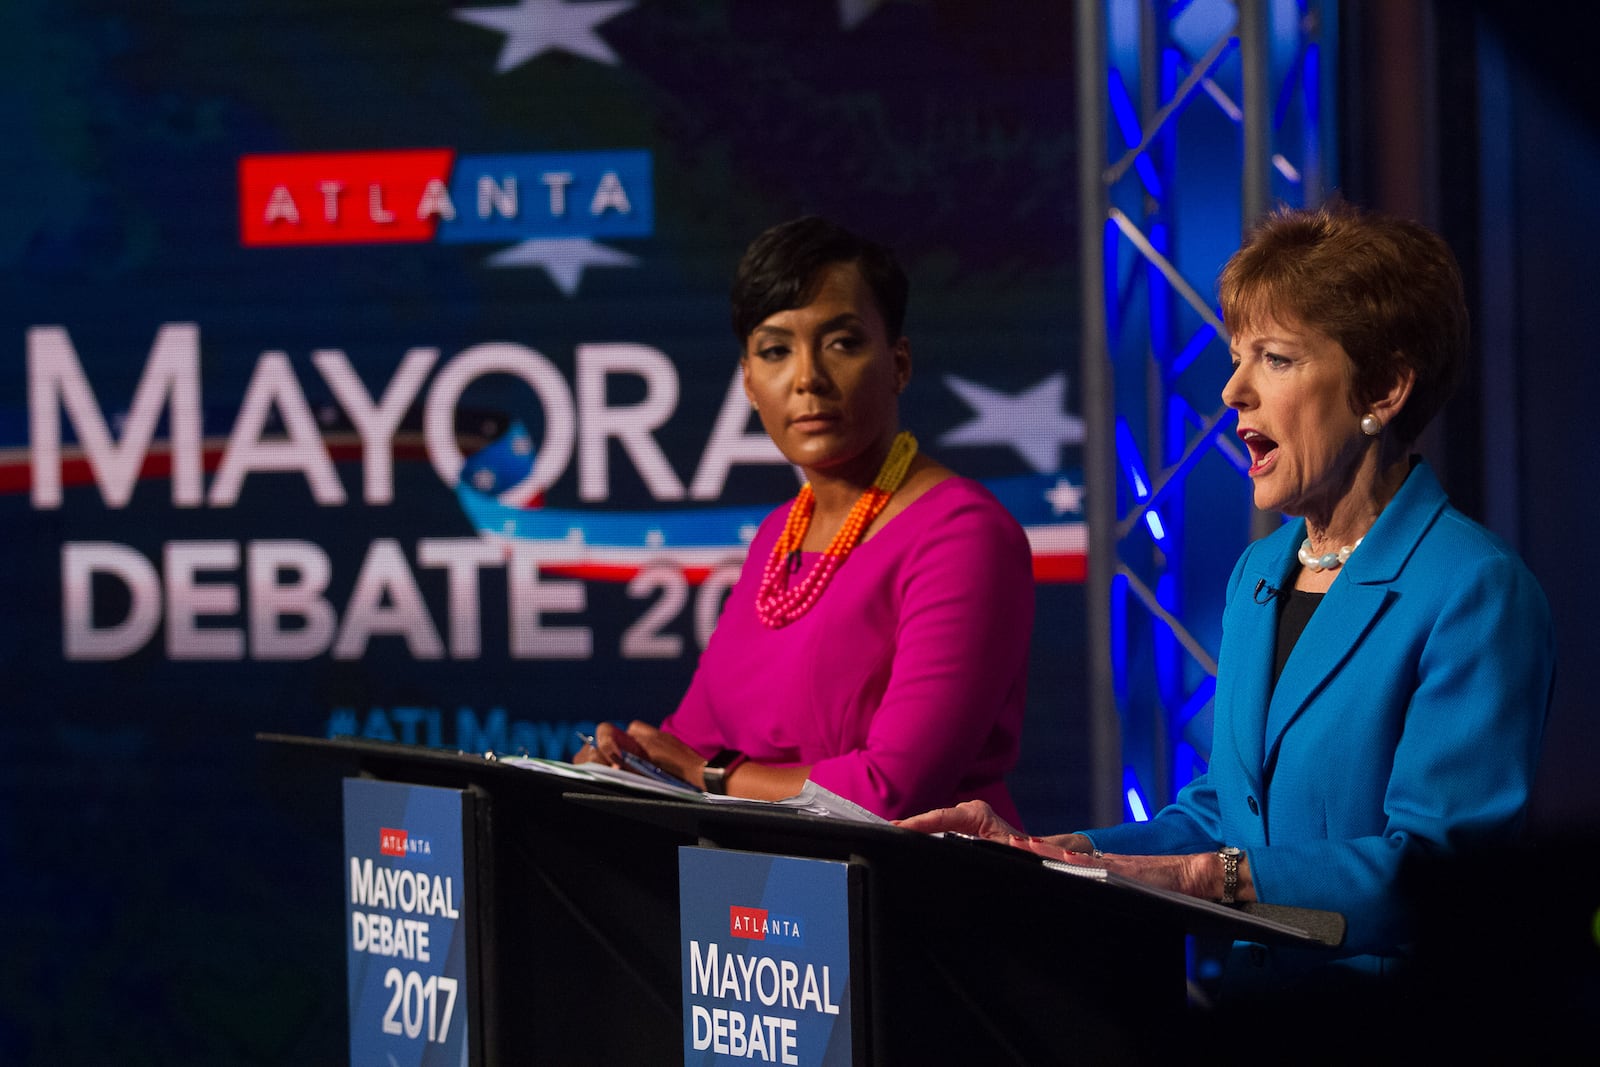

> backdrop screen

[{"left": 1, "top": 1, "right": 1086, "bottom": 1060}]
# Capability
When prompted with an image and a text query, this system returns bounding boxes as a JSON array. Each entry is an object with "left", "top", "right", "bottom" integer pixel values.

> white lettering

[
  {"left": 62, "top": 542, "right": 162, "bottom": 659},
  {"left": 417, "top": 178, "right": 456, "bottom": 221},
  {"left": 590, "top": 170, "right": 631, "bottom": 216},
  {"left": 369, "top": 183, "right": 395, "bottom": 223},
  {"left": 423, "top": 342, "right": 575, "bottom": 502},
  {"left": 417, "top": 538, "right": 504, "bottom": 659},
  {"left": 209, "top": 351, "right": 345, "bottom": 506},
  {"left": 28, "top": 323, "right": 203, "bottom": 509},
  {"left": 690, "top": 367, "right": 790, "bottom": 499},
  {"left": 249, "top": 540, "right": 335, "bottom": 660},
  {"left": 314, "top": 347, "right": 437, "bottom": 505},
  {"left": 689, "top": 940, "right": 718, "bottom": 997},
  {"left": 333, "top": 538, "right": 445, "bottom": 659},
  {"left": 478, "top": 175, "right": 517, "bottom": 219},
  {"left": 165, "top": 541, "right": 243, "bottom": 660},
  {"left": 508, "top": 544, "right": 591, "bottom": 657},
  {"left": 264, "top": 186, "right": 300, "bottom": 224},
  {"left": 754, "top": 956, "right": 779, "bottom": 1006},
  {"left": 577, "top": 342, "right": 684, "bottom": 501},
  {"left": 542, "top": 171, "right": 573, "bottom": 216},
  {"left": 319, "top": 180, "right": 344, "bottom": 221}
]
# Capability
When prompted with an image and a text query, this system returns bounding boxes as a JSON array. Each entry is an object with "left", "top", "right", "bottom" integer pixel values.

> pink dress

[{"left": 661, "top": 477, "right": 1034, "bottom": 823}]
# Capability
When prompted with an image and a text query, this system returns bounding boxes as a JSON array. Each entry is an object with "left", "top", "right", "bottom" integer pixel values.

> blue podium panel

[
  {"left": 343, "top": 777, "right": 479, "bottom": 1067},
  {"left": 678, "top": 846, "right": 862, "bottom": 1066}
]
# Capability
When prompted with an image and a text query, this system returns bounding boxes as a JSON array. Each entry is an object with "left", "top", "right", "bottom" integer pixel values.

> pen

[
  {"left": 573, "top": 729, "right": 700, "bottom": 792},
  {"left": 615, "top": 749, "right": 701, "bottom": 792}
]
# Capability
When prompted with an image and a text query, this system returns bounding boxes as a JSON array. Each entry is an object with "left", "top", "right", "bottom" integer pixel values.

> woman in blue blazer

[{"left": 899, "top": 202, "right": 1556, "bottom": 996}]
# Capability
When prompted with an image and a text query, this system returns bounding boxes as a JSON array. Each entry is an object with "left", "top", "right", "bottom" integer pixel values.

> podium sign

[
  {"left": 679, "top": 847, "right": 862, "bottom": 1066},
  {"left": 342, "top": 777, "right": 479, "bottom": 1067}
]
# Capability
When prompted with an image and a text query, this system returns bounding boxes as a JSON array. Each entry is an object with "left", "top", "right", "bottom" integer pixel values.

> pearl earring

[{"left": 1360, "top": 413, "right": 1382, "bottom": 436}]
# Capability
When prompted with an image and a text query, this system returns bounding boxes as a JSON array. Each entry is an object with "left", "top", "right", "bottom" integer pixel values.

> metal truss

[{"left": 1075, "top": 0, "right": 1336, "bottom": 825}]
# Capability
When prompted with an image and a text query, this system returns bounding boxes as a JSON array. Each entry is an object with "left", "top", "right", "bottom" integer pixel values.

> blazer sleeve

[
  {"left": 1246, "top": 545, "right": 1555, "bottom": 954},
  {"left": 1079, "top": 546, "right": 1258, "bottom": 855}
]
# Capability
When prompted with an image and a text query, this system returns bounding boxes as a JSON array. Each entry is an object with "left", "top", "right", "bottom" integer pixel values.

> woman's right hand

[{"left": 573, "top": 721, "right": 642, "bottom": 767}]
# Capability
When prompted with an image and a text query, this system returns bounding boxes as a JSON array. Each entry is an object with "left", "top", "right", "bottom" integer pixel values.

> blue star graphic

[
  {"left": 938, "top": 373, "right": 1085, "bottom": 473},
  {"left": 488, "top": 237, "right": 639, "bottom": 295},
  {"left": 455, "top": 0, "right": 635, "bottom": 71}
]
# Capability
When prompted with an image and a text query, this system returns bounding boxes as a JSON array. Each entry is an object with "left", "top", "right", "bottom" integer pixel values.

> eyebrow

[
  {"left": 1233, "top": 333, "right": 1301, "bottom": 354},
  {"left": 752, "top": 312, "right": 867, "bottom": 339}
]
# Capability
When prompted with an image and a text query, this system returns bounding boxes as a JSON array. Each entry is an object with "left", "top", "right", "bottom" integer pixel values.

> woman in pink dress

[{"left": 576, "top": 216, "right": 1036, "bottom": 823}]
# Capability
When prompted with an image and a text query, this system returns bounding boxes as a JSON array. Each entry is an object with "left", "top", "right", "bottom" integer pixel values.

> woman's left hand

[
  {"left": 619, "top": 719, "right": 710, "bottom": 788},
  {"left": 1011, "top": 841, "right": 1220, "bottom": 899}
]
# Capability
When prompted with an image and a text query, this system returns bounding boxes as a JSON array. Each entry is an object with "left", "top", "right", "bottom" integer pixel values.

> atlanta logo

[{"left": 238, "top": 147, "right": 652, "bottom": 294}]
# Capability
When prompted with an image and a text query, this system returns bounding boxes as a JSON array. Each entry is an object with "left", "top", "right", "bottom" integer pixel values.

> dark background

[
  {"left": 1341, "top": 1, "right": 1600, "bottom": 838},
  {"left": 2, "top": 1, "right": 1597, "bottom": 1063}
]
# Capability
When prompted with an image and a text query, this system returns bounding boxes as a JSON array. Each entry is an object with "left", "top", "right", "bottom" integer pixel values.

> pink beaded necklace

[{"left": 755, "top": 431, "right": 918, "bottom": 628}]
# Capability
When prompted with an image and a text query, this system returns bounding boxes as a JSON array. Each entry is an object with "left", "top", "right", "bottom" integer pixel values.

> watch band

[
  {"left": 1218, "top": 846, "right": 1242, "bottom": 904},
  {"left": 701, "top": 749, "right": 748, "bottom": 795}
]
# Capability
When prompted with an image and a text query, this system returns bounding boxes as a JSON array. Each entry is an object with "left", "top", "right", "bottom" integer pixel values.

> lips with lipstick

[
  {"left": 791, "top": 410, "right": 842, "bottom": 432},
  {"left": 1239, "top": 427, "right": 1279, "bottom": 476}
]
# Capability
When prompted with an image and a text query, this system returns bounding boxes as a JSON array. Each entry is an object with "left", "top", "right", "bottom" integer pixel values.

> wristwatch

[
  {"left": 1218, "top": 846, "right": 1242, "bottom": 904},
  {"left": 701, "top": 749, "right": 748, "bottom": 795}
]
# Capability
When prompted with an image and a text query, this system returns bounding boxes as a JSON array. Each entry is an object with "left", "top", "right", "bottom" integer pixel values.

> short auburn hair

[{"left": 1218, "top": 201, "right": 1467, "bottom": 447}]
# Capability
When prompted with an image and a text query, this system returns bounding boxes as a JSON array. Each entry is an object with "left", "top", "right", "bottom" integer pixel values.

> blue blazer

[{"left": 1087, "top": 462, "right": 1555, "bottom": 984}]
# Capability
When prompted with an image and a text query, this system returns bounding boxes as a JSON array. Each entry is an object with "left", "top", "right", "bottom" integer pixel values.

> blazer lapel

[
  {"left": 1259, "top": 460, "right": 1449, "bottom": 769},
  {"left": 1261, "top": 582, "right": 1390, "bottom": 763},
  {"left": 1228, "top": 535, "right": 1299, "bottom": 783}
]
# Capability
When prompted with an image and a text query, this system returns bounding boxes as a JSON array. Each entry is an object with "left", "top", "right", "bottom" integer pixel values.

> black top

[{"left": 1272, "top": 588, "right": 1324, "bottom": 689}]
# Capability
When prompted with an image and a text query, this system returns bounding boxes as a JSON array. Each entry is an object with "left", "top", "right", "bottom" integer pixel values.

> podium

[{"left": 259, "top": 733, "right": 1341, "bottom": 1065}]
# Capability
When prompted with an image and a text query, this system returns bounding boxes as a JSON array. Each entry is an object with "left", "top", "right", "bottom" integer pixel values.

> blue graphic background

[
  {"left": 678, "top": 847, "right": 855, "bottom": 1067},
  {"left": 440, "top": 149, "right": 654, "bottom": 242},
  {"left": 0, "top": 3, "right": 1087, "bottom": 1062},
  {"left": 343, "top": 778, "right": 472, "bottom": 1067}
]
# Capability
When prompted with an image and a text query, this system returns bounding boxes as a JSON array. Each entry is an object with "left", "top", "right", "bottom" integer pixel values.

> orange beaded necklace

[{"left": 755, "top": 431, "right": 918, "bottom": 628}]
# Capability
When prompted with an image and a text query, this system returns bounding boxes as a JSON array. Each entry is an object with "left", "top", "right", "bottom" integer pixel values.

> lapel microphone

[{"left": 1253, "top": 578, "right": 1280, "bottom": 605}]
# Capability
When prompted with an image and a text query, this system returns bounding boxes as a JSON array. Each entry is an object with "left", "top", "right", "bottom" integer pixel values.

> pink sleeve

[
  {"left": 657, "top": 509, "right": 780, "bottom": 758},
  {"left": 807, "top": 492, "right": 1033, "bottom": 820},
  {"left": 658, "top": 656, "right": 721, "bottom": 758}
]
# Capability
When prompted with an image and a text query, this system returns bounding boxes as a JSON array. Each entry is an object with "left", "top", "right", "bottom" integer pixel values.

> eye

[
  {"left": 754, "top": 342, "right": 789, "bottom": 361},
  {"left": 1263, "top": 352, "right": 1291, "bottom": 369},
  {"left": 826, "top": 330, "right": 866, "bottom": 353}
]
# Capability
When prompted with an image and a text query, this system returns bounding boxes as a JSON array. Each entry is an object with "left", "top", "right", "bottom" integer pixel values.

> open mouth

[{"left": 1239, "top": 428, "right": 1279, "bottom": 474}]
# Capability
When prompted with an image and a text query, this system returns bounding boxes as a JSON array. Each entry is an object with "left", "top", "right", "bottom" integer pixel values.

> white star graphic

[
  {"left": 839, "top": 0, "right": 887, "bottom": 30},
  {"left": 455, "top": 0, "right": 635, "bottom": 71},
  {"left": 487, "top": 237, "right": 639, "bottom": 296},
  {"left": 1044, "top": 478, "right": 1084, "bottom": 516},
  {"left": 938, "top": 373, "right": 1085, "bottom": 473}
]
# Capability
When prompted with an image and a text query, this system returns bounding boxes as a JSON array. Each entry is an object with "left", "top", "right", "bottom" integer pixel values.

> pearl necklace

[
  {"left": 755, "top": 431, "right": 918, "bottom": 628},
  {"left": 1298, "top": 536, "right": 1363, "bottom": 573}
]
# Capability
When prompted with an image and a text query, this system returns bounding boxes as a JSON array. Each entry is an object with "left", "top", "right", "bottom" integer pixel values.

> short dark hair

[
  {"left": 730, "top": 216, "right": 910, "bottom": 345},
  {"left": 1218, "top": 201, "right": 1468, "bottom": 447}
]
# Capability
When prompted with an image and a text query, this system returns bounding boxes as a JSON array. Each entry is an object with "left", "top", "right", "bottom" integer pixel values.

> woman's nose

[
  {"left": 793, "top": 346, "right": 831, "bottom": 393},
  {"left": 1222, "top": 364, "right": 1250, "bottom": 409}
]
